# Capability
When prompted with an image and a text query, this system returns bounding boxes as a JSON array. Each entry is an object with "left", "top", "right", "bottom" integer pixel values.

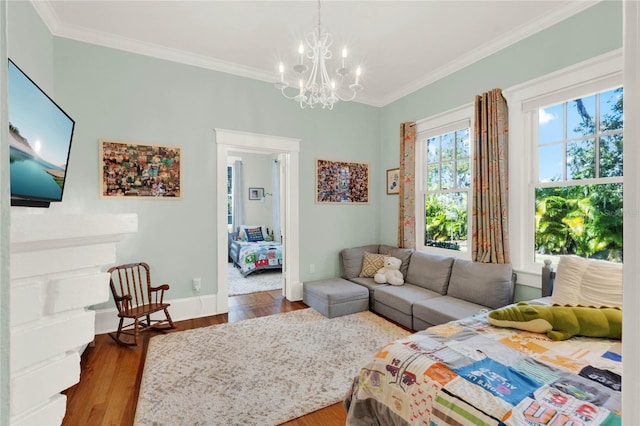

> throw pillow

[
  {"left": 359, "top": 252, "right": 386, "bottom": 278},
  {"left": 579, "top": 259, "right": 623, "bottom": 308},
  {"left": 551, "top": 255, "right": 588, "bottom": 305},
  {"left": 245, "top": 227, "right": 264, "bottom": 242}
]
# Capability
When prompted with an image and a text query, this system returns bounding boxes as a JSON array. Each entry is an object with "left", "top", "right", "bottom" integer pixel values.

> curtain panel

[
  {"left": 232, "top": 160, "right": 244, "bottom": 233},
  {"left": 472, "top": 89, "right": 510, "bottom": 264},
  {"left": 398, "top": 122, "right": 417, "bottom": 249}
]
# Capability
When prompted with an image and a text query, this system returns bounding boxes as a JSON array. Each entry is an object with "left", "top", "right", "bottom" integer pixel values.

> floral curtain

[
  {"left": 398, "top": 122, "right": 417, "bottom": 249},
  {"left": 472, "top": 89, "right": 510, "bottom": 263}
]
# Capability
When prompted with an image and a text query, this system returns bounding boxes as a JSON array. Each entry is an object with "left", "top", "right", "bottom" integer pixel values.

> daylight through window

[{"left": 535, "top": 87, "right": 623, "bottom": 263}]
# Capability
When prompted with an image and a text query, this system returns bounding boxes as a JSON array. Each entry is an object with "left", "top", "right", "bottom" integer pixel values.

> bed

[
  {"left": 228, "top": 225, "right": 282, "bottom": 277},
  {"left": 344, "top": 257, "right": 623, "bottom": 425}
]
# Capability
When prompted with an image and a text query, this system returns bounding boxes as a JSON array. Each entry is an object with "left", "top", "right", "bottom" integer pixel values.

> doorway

[
  {"left": 215, "top": 129, "right": 301, "bottom": 314},
  {"left": 226, "top": 151, "right": 283, "bottom": 296}
]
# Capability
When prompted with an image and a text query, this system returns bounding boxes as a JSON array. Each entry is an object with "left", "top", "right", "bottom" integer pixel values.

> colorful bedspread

[
  {"left": 345, "top": 307, "right": 621, "bottom": 425},
  {"left": 235, "top": 241, "right": 282, "bottom": 277}
]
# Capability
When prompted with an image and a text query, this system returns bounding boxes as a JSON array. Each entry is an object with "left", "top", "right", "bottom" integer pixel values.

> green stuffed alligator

[{"left": 487, "top": 302, "right": 622, "bottom": 341}]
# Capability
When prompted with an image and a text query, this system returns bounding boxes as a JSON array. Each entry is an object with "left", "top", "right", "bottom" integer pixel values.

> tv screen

[{"left": 7, "top": 59, "right": 75, "bottom": 207}]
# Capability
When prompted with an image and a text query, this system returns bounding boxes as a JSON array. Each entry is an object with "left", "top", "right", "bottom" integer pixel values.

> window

[
  {"left": 535, "top": 88, "right": 623, "bottom": 263},
  {"left": 504, "top": 51, "right": 623, "bottom": 278},
  {"left": 416, "top": 106, "right": 473, "bottom": 256}
]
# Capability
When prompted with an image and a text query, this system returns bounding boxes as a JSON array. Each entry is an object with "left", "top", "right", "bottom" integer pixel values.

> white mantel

[{"left": 10, "top": 213, "right": 137, "bottom": 425}]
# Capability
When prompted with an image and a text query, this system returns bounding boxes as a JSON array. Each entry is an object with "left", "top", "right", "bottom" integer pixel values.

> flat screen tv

[{"left": 7, "top": 59, "right": 75, "bottom": 208}]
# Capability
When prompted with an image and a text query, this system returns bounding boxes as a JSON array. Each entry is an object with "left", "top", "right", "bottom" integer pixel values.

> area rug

[
  {"left": 227, "top": 262, "right": 282, "bottom": 296},
  {"left": 134, "top": 308, "right": 410, "bottom": 426}
]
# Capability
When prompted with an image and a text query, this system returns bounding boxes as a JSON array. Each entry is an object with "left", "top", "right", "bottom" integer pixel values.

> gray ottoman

[{"left": 303, "top": 278, "right": 369, "bottom": 318}]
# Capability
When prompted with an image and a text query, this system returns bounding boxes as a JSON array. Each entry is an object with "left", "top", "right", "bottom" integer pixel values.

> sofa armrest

[{"left": 339, "top": 245, "right": 381, "bottom": 279}]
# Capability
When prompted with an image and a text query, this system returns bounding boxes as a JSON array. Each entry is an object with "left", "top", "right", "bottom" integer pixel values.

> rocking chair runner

[{"left": 108, "top": 262, "right": 175, "bottom": 346}]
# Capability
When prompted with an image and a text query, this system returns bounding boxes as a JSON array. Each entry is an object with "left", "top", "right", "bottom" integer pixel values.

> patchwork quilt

[
  {"left": 345, "top": 307, "right": 621, "bottom": 425},
  {"left": 236, "top": 241, "right": 282, "bottom": 277}
]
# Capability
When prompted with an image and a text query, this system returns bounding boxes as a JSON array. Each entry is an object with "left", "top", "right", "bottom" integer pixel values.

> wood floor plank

[{"left": 62, "top": 291, "right": 348, "bottom": 426}]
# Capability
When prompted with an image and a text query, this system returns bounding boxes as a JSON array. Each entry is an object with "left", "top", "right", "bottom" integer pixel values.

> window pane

[
  {"left": 441, "top": 162, "right": 454, "bottom": 189},
  {"left": 539, "top": 104, "right": 563, "bottom": 144},
  {"left": 567, "top": 139, "right": 595, "bottom": 180},
  {"left": 600, "top": 134, "right": 623, "bottom": 177},
  {"left": 567, "top": 95, "right": 596, "bottom": 139},
  {"left": 539, "top": 144, "right": 563, "bottom": 182},
  {"left": 534, "top": 183, "right": 622, "bottom": 263},
  {"left": 424, "top": 192, "right": 468, "bottom": 252},
  {"left": 457, "top": 159, "right": 470, "bottom": 188},
  {"left": 600, "top": 88, "right": 623, "bottom": 132},
  {"left": 441, "top": 132, "right": 455, "bottom": 161},
  {"left": 427, "top": 164, "right": 439, "bottom": 190},
  {"left": 456, "top": 129, "right": 469, "bottom": 159},
  {"left": 427, "top": 137, "right": 439, "bottom": 163}
]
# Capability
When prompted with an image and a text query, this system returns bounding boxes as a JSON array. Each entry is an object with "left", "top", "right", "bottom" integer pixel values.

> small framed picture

[
  {"left": 249, "top": 187, "right": 264, "bottom": 200},
  {"left": 387, "top": 168, "right": 400, "bottom": 194}
]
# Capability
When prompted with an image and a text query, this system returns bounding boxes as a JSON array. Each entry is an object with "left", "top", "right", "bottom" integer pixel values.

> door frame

[{"left": 214, "top": 129, "right": 301, "bottom": 313}]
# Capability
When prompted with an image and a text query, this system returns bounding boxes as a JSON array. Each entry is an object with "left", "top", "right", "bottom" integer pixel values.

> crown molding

[
  {"left": 379, "top": 0, "right": 601, "bottom": 107},
  {"left": 30, "top": 0, "right": 599, "bottom": 109}
]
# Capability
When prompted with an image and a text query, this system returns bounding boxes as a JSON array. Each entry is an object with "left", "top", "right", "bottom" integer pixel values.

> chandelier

[{"left": 275, "top": 0, "right": 363, "bottom": 110}]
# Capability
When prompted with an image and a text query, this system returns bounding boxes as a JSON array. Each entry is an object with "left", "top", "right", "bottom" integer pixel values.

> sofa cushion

[
  {"left": 378, "top": 245, "right": 414, "bottom": 278},
  {"left": 413, "top": 296, "right": 488, "bottom": 329},
  {"left": 340, "top": 245, "right": 380, "bottom": 279},
  {"left": 405, "top": 251, "right": 454, "bottom": 295},
  {"left": 446, "top": 260, "right": 513, "bottom": 309},
  {"left": 374, "top": 284, "right": 441, "bottom": 314},
  {"left": 359, "top": 252, "right": 386, "bottom": 278}
]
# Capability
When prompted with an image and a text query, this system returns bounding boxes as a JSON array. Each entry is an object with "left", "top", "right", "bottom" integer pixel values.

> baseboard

[{"left": 94, "top": 294, "right": 220, "bottom": 335}]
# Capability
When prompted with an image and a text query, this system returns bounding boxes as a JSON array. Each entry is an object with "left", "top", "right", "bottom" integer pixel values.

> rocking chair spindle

[{"left": 108, "top": 262, "right": 175, "bottom": 346}]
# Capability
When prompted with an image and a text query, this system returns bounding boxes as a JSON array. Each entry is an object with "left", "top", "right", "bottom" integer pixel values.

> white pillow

[
  {"left": 551, "top": 255, "right": 589, "bottom": 305},
  {"left": 551, "top": 255, "right": 623, "bottom": 308},
  {"left": 579, "top": 259, "right": 623, "bottom": 308}
]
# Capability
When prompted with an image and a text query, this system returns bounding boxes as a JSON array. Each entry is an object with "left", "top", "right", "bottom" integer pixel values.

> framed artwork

[
  {"left": 249, "top": 187, "right": 264, "bottom": 200},
  {"left": 315, "top": 158, "right": 369, "bottom": 204},
  {"left": 387, "top": 168, "right": 400, "bottom": 194},
  {"left": 100, "top": 139, "right": 181, "bottom": 198}
]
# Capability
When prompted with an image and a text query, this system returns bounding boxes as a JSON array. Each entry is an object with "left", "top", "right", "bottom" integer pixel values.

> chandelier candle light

[{"left": 275, "top": 0, "right": 363, "bottom": 110}]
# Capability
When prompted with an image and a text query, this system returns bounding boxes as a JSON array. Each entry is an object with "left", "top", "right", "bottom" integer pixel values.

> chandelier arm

[{"left": 275, "top": 0, "right": 362, "bottom": 110}]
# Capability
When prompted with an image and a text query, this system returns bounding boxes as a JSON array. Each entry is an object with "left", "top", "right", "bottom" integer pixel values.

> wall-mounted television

[{"left": 7, "top": 59, "right": 75, "bottom": 208}]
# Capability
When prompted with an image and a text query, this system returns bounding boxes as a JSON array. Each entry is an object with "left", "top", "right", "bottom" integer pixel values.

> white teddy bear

[{"left": 374, "top": 256, "right": 404, "bottom": 286}]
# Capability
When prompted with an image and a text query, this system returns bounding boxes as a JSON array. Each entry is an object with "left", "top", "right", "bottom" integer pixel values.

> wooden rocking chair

[{"left": 108, "top": 262, "right": 175, "bottom": 346}]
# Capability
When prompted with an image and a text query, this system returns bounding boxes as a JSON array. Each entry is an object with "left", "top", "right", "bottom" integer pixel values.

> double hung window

[{"left": 416, "top": 106, "right": 472, "bottom": 257}]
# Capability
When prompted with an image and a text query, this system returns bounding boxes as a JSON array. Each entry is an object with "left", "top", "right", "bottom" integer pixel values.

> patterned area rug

[
  {"left": 227, "top": 262, "right": 282, "bottom": 296},
  {"left": 134, "top": 309, "right": 410, "bottom": 426}
]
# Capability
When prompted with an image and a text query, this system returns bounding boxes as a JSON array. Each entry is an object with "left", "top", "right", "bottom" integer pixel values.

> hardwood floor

[{"left": 62, "top": 290, "right": 348, "bottom": 426}]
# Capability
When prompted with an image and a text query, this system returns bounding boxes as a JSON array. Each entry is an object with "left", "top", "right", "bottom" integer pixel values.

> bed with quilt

[
  {"left": 345, "top": 256, "right": 623, "bottom": 426},
  {"left": 229, "top": 225, "right": 282, "bottom": 277}
]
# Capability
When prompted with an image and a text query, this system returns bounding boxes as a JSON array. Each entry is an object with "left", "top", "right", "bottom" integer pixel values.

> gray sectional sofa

[{"left": 339, "top": 244, "right": 516, "bottom": 330}]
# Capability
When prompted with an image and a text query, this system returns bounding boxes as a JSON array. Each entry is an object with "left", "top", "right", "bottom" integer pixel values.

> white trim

[
  {"left": 623, "top": 1, "right": 640, "bottom": 423},
  {"left": 214, "top": 129, "right": 301, "bottom": 310},
  {"left": 415, "top": 104, "right": 474, "bottom": 259},
  {"left": 30, "top": 1, "right": 598, "bottom": 108},
  {"left": 504, "top": 50, "right": 623, "bottom": 276},
  {"left": 94, "top": 294, "right": 219, "bottom": 335},
  {"left": 380, "top": 2, "right": 602, "bottom": 106}
]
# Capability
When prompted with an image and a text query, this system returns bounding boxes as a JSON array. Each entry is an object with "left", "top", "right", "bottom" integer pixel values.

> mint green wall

[
  {"left": 50, "top": 39, "right": 381, "bottom": 306},
  {"left": 7, "top": 1, "right": 623, "bottom": 306},
  {"left": 231, "top": 151, "right": 275, "bottom": 228},
  {"left": 378, "top": 1, "right": 622, "bottom": 247},
  {"left": 7, "top": 2, "right": 54, "bottom": 93},
  {"left": 377, "top": 1, "right": 622, "bottom": 298}
]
